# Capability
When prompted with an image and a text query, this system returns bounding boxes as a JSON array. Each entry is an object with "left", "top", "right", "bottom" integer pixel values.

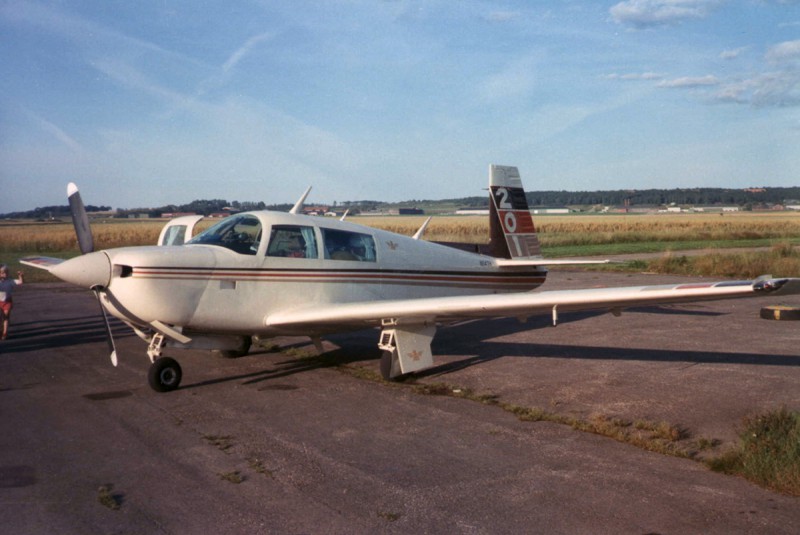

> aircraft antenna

[{"left": 289, "top": 186, "right": 312, "bottom": 214}]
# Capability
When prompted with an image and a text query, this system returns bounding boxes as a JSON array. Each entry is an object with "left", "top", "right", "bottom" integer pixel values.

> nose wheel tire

[{"left": 148, "top": 357, "right": 182, "bottom": 392}]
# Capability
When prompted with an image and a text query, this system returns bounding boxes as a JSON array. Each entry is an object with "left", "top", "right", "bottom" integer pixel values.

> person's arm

[{"left": 15, "top": 271, "right": 23, "bottom": 285}]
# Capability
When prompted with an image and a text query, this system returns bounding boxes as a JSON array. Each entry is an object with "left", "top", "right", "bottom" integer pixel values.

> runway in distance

[{"left": 21, "top": 165, "right": 800, "bottom": 392}]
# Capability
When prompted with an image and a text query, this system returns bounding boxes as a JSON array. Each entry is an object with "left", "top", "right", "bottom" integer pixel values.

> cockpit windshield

[{"left": 187, "top": 214, "right": 262, "bottom": 255}]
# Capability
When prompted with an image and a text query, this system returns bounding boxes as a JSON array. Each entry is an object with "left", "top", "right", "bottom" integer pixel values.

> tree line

[{"left": 4, "top": 186, "right": 800, "bottom": 219}]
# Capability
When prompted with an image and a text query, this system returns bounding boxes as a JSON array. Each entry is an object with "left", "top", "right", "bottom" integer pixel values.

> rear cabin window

[
  {"left": 186, "top": 215, "right": 261, "bottom": 255},
  {"left": 321, "top": 228, "right": 376, "bottom": 262},
  {"left": 266, "top": 225, "right": 318, "bottom": 259},
  {"left": 161, "top": 225, "right": 188, "bottom": 246}
]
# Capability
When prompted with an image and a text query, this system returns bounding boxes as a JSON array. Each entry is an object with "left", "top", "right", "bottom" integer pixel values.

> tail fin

[{"left": 488, "top": 165, "right": 542, "bottom": 259}]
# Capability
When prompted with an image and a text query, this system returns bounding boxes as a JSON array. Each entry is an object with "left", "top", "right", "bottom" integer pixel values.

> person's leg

[{"left": 0, "top": 303, "right": 9, "bottom": 339}]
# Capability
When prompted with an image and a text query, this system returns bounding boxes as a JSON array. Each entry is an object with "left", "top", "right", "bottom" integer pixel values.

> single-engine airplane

[{"left": 21, "top": 165, "right": 800, "bottom": 392}]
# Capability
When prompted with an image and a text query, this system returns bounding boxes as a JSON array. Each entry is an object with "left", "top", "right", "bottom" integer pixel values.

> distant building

[
  {"left": 302, "top": 205, "right": 330, "bottom": 216},
  {"left": 531, "top": 208, "right": 571, "bottom": 214},
  {"left": 161, "top": 212, "right": 197, "bottom": 218},
  {"left": 455, "top": 209, "right": 490, "bottom": 216},
  {"left": 692, "top": 206, "right": 740, "bottom": 213}
]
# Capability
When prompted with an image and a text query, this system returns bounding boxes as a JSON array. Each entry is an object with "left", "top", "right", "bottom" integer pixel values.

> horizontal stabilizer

[{"left": 20, "top": 256, "right": 65, "bottom": 271}]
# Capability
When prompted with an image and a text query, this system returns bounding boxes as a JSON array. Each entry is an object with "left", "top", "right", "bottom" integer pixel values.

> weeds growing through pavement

[
  {"left": 707, "top": 407, "right": 800, "bottom": 496},
  {"left": 97, "top": 484, "right": 121, "bottom": 510},
  {"left": 218, "top": 471, "right": 244, "bottom": 484}
]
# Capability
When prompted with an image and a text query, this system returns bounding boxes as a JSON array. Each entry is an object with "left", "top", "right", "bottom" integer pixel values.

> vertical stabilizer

[{"left": 488, "top": 165, "right": 542, "bottom": 259}]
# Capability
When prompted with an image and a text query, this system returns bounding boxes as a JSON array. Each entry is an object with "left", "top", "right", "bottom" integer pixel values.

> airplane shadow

[
  {"left": 180, "top": 342, "right": 373, "bottom": 390},
  {"left": 419, "top": 313, "right": 800, "bottom": 379},
  {"left": 180, "top": 305, "right": 764, "bottom": 390},
  {"left": 0, "top": 314, "right": 132, "bottom": 355}
]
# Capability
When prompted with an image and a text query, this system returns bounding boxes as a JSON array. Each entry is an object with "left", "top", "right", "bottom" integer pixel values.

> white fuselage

[{"left": 98, "top": 212, "right": 546, "bottom": 335}]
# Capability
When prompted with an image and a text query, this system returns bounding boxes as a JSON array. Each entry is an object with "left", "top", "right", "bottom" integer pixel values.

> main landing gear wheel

[{"left": 148, "top": 357, "right": 182, "bottom": 392}]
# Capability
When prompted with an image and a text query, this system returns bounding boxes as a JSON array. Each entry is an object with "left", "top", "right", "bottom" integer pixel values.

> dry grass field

[
  {"left": 3, "top": 211, "right": 800, "bottom": 281},
  {"left": 356, "top": 212, "right": 800, "bottom": 246}
]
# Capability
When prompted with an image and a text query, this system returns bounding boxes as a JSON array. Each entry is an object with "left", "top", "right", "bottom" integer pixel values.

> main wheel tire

[
  {"left": 148, "top": 357, "right": 182, "bottom": 392},
  {"left": 214, "top": 337, "right": 252, "bottom": 359}
]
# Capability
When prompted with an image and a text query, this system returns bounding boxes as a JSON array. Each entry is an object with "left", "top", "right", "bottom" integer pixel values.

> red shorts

[{"left": 0, "top": 300, "right": 11, "bottom": 316}]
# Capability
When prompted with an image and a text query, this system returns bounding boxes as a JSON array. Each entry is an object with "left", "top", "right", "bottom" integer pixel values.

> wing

[
  {"left": 266, "top": 276, "right": 800, "bottom": 332},
  {"left": 20, "top": 256, "right": 65, "bottom": 271}
]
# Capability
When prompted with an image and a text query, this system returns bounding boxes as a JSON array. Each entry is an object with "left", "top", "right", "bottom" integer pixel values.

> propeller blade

[
  {"left": 67, "top": 182, "right": 94, "bottom": 254},
  {"left": 93, "top": 290, "right": 118, "bottom": 367}
]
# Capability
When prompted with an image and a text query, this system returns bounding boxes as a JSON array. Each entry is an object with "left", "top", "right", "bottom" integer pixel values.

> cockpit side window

[
  {"left": 266, "top": 225, "right": 318, "bottom": 259},
  {"left": 186, "top": 214, "right": 262, "bottom": 255},
  {"left": 321, "top": 228, "right": 376, "bottom": 262}
]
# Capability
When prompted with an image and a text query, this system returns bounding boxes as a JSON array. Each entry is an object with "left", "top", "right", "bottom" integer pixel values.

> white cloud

[
  {"left": 609, "top": 0, "right": 720, "bottom": 28},
  {"left": 478, "top": 56, "right": 540, "bottom": 103},
  {"left": 485, "top": 11, "right": 521, "bottom": 23},
  {"left": 710, "top": 40, "right": 800, "bottom": 107},
  {"left": 715, "top": 71, "right": 800, "bottom": 107},
  {"left": 765, "top": 40, "right": 800, "bottom": 64},
  {"left": 720, "top": 47, "right": 748, "bottom": 60},
  {"left": 222, "top": 33, "right": 274, "bottom": 73},
  {"left": 606, "top": 72, "right": 664, "bottom": 80},
  {"left": 657, "top": 75, "right": 720, "bottom": 88},
  {"left": 23, "top": 109, "right": 84, "bottom": 152}
]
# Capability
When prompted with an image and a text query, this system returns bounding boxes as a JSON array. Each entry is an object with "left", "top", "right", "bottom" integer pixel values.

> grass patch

[
  {"left": 218, "top": 471, "right": 244, "bottom": 484},
  {"left": 708, "top": 408, "right": 800, "bottom": 496},
  {"left": 203, "top": 434, "right": 235, "bottom": 453},
  {"left": 542, "top": 238, "right": 798, "bottom": 258},
  {"left": 281, "top": 347, "right": 311, "bottom": 359},
  {"left": 377, "top": 510, "right": 401, "bottom": 522},
  {"left": 573, "top": 241, "right": 800, "bottom": 279},
  {"left": 248, "top": 457, "right": 275, "bottom": 478},
  {"left": 97, "top": 484, "right": 122, "bottom": 510},
  {"left": 646, "top": 242, "right": 800, "bottom": 278}
]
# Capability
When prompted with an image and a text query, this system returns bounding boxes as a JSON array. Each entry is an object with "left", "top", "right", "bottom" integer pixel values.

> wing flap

[{"left": 265, "top": 277, "right": 800, "bottom": 330}]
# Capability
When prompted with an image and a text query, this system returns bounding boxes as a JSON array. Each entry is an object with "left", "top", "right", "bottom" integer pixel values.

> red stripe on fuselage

[{"left": 129, "top": 267, "right": 546, "bottom": 290}]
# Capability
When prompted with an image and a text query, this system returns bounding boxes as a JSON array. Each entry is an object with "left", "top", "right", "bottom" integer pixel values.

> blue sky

[{"left": 1, "top": 0, "right": 799, "bottom": 213}]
